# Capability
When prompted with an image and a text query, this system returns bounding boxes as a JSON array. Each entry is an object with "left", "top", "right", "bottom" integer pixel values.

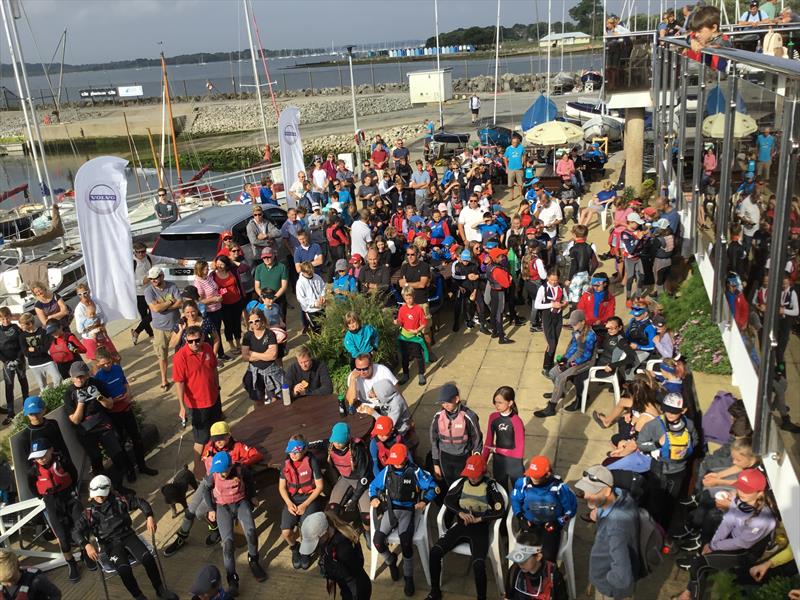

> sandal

[
  {"left": 592, "top": 410, "right": 609, "bottom": 429},
  {"left": 160, "top": 382, "right": 171, "bottom": 392}
]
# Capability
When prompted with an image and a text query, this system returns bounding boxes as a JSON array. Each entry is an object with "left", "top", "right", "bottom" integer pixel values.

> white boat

[
  {"left": 0, "top": 248, "right": 86, "bottom": 316},
  {"left": 565, "top": 98, "right": 624, "bottom": 124},
  {"left": 583, "top": 115, "right": 624, "bottom": 142}
]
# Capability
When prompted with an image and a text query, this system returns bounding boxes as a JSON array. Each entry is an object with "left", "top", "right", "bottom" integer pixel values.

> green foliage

[
  {"left": 750, "top": 575, "right": 800, "bottom": 600},
  {"left": 569, "top": 0, "right": 606, "bottom": 38},
  {"left": 640, "top": 178, "right": 656, "bottom": 202},
  {"left": 329, "top": 363, "right": 352, "bottom": 397},
  {"left": 424, "top": 21, "right": 580, "bottom": 48},
  {"left": 659, "top": 266, "right": 732, "bottom": 375},
  {"left": 707, "top": 571, "right": 800, "bottom": 600},
  {"left": 622, "top": 186, "right": 638, "bottom": 203},
  {"left": 304, "top": 292, "right": 399, "bottom": 380},
  {"left": 138, "top": 147, "right": 263, "bottom": 172},
  {"left": 707, "top": 570, "right": 745, "bottom": 600}
]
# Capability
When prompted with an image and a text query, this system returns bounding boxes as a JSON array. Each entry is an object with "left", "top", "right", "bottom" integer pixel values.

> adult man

[
  {"left": 534, "top": 193, "right": 563, "bottom": 244},
  {"left": 280, "top": 208, "right": 303, "bottom": 287},
  {"left": 288, "top": 171, "right": 308, "bottom": 208},
  {"left": 657, "top": 197, "right": 680, "bottom": 235},
  {"left": 371, "top": 138, "right": 389, "bottom": 177},
  {"left": 360, "top": 159, "right": 378, "bottom": 184},
  {"left": 395, "top": 156, "right": 413, "bottom": 185},
  {"left": 246, "top": 205, "right": 281, "bottom": 256},
  {"left": 398, "top": 247, "right": 434, "bottom": 350},
  {"left": 738, "top": 0, "right": 770, "bottom": 26},
  {"left": 132, "top": 242, "right": 181, "bottom": 345},
  {"left": 457, "top": 194, "right": 485, "bottom": 244},
  {"left": 410, "top": 160, "right": 431, "bottom": 215},
  {"left": 430, "top": 383, "right": 483, "bottom": 486},
  {"left": 173, "top": 326, "right": 223, "bottom": 476},
  {"left": 755, "top": 127, "right": 776, "bottom": 179},
  {"left": 357, "top": 174, "right": 379, "bottom": 209},
  {"left": 283, "top": 345, "right": 333, "bottom": 400},
  {"left": 575, "top": 465, "right": 638, "bottom": 600},
  {"left": 144, "top": 266, "right": 182, "bottom": 390},
  {"left": 253, "top": 247, "right": 289, "bottom": 318},
  {"left": 358, "top": 249, "right": 392, "bottom": 295},
  {"left": 391, "top": 138, "right": 409, "bottom": 170},
  {"left": 350, "top": 209, "right": 373, "bottom": 258},
  {"left": 293, "top": 230, "right": 323, "bottom": 276},
  {"left": 311, "top": 159, "right": 329, "bottom": 199},
  {"left": 658, "top": 8, "right": 680, "bottom": 36},
  {"left": 345, "top": 354, "right": 397, "bottom": 406},
  {"left": 468, "top": 94, "right": 481, "bottom": 123},
  {"left": 504, "top": 135, "right": 526, "bottom": 203},
  {"left": 154, "top": 187, "right": 179, "bottom": 229}
]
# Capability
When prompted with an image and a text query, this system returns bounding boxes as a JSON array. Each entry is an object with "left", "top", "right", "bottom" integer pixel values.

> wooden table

[{"left": 230, "top": 394, "right": 373, "bottom": 468}]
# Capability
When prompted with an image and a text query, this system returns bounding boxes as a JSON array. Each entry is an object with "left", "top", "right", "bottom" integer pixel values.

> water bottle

[
  {"left": 281, "top": 384, "right": 291, "bottom": 406},
  {"left": 338, "top": 394, "right": 346, "bottom": 417}
]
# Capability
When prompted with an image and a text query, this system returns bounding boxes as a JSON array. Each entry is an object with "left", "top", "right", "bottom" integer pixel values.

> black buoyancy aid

[{"left": 385, "top": 465, "right": 419, "bottom": 504}]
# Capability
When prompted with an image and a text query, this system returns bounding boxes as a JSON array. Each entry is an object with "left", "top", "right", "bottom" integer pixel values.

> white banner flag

[
  {"left": 278, "top": 106, "right": 304, "bottom": 209},
  {"left": 75, "top": 156, "right": 137, "bottom": 321}
]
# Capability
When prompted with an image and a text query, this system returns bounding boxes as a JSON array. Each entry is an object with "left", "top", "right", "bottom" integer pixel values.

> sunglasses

[
  {"left": 253, "top": 212, "right": 263, "bottom": 216},
  {"left": 406, "top": 252, "right": 416, "bottom": 256},
  {"left": 186, "top": 338, "right": 202, "bottom": 345},
  {"left": 158, "top": 193, "right": 167, "bottom": 197},
  {"left": 134, "top": 249, "right": 147, "bottom": 254},
  {"left": 222, "top": 236, "right": 233, "bottom": 241},
  {"left": 78, "top": 291, "right": 91, "bottom": 297},
  {"left": 582, "top": 470, "right": 611, "bottom": 485},
  {"left": 249, "top": 319, "right": 263, "bottom": 324},
  {"left": 355, "top": 365, "right": 371, "bottom": 372}
]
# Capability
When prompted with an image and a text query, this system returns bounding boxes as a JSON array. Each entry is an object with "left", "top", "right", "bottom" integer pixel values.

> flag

[
  {"left": 278, "top": 106, "right": 304, "bottom": 209},
  {"left": 74, "top": 156, "right": 137, "bottom": 321}
]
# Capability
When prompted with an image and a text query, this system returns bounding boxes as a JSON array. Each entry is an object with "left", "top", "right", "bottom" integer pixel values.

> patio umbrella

[
  {"left": 701, "top": 112, "right": 758, "bottom": 139},
  {"left": 523, "top": 120, "right": 584, "bottom": 146}
]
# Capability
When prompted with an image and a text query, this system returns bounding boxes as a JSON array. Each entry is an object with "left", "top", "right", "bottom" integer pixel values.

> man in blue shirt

[
  {"left": 503, "top": 135, "right": 526, "bottom": 204},
  {"left": 755, "top": 127, "right": 776, "bottom": 179},
  {"left": 657, "top": 197, "right": 681, "bottom": 235},
  {"left": 292, "top": 230, "right": 323, "bottom": 275}
]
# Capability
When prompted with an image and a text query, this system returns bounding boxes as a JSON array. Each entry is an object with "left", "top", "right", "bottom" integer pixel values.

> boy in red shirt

[{"left": 395, "top": 285, "right": 429, "bottom": 386}]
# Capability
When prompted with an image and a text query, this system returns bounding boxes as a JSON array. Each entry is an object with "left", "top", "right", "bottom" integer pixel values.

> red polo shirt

[{"left": 172, "top": 342, "right": 218, "bottom": 409}]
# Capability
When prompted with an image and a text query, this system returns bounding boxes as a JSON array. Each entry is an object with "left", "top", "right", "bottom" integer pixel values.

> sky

[{"left": 7, "top": 0, "right": 592, "bottom": 65}]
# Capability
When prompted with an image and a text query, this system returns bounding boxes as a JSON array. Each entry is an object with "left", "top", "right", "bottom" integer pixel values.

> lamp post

[{"left": 346, "top": 45, "right": 361, "bottom": 168}]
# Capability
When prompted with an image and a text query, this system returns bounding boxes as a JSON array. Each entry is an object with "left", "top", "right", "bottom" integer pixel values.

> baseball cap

[
  {"left": 642, "top": 206, "right": 658, "bottom": 218},
  {"left": 285, "top": 439, "right": 307, "bottom": 454},
  {"left": 372, "top": 415, "right": 394, "bottom": 436},
  {"left": 526, "top": 455, "right": 551, "bottom": 478},
  {"left": 507, "top": 541, "right": 543, "bottom": 564},
  {"left": 575, "top": 465, "right": 614, "bottom": 495},
  {"left": 627, "top": 213, "right": 644, "bottom": 225},
  {"left": 209, "top": 451, "right": 232, "bottom": 474},
  {"left": 653, "top": 218, "right": 670, "bottom": 230},
  {"left": 210, "top": 421, "right": 230, "bottom": 440},
  {"left": 652, "top": 314, "right": 666, "bottom": 327},
  {"left": 437, "top": 383, "right": 460, "bottom": 404},
  {"left": 473, "top": 184, "right": 483, "bottom": 193},
  {"left": 335, "top": 258, "right": 348, "bottom": 272},
  {"left": 442, "top": 235, "right": 455, "bottom": 246},
  {"left": 349, "top": 253, "right": 363, "bottom": 264},
  {"left": 567, "top": 310, "right": 586, "bottom": 327},
  {"left": 385, "top": 443, "right": 408, "bottom": 466},
  {"left": 299, "top": 512, "right": 329, "bottom": 555},
  {"left": 69, "top": 361, "right": 90, "bottom": 378},
  {"left": 329, "top": 422, "right": 350, "bottom": 445},
  {"left": 630, "top": 306, "right": 648, "bottom": 317},
  {"left": 749, "top": 0, "right": 759, "bottom": 6},
  {"left": 147, "top": 266, "right": 164, "bottom": 279},
  {"left": 437, "top": 202, "right": 448, "bottom": 212},
  {"left": 28, "top": 438, "right": 52, "bottom": 460},
  {"left": 488, "top": 247, "right": 507, "bottom": 261},
  {"left": 89, "top": 474, "right": 112, "bottom": 498},
  {"left": 260, "top": 247, "right": 275, "bottom": 258},
  {"left": 662, "top": 393, "right": 685, "bottom": 414},
  {"left": 460, "top": 249, "right": 472, "bottom": 261},
  {"left": 524, "top": 226, "right": 537, "bottom": 235},
  {"left": 190, "top": 565, "right": 222, "bottom": 596},
  {"left": 45, "top": 322, "right": 60, "bottom": 334},
  {"left": 311, "top": 202, "right": 321, "bottom": 210},
  {"left": 735, "top": 468, "right": 767, "bottom": 493},
  {"left": 460, "top": 454, "right": 486, "bottom": 477},
  {"left": 221, "top": 230, "right": 233, "bottom": 239},
  {"left": 484, "top": 240, "right": 499, "bottom": 250},
  {"left": 23, "top": 396, "right": 45, "bottom": 416}
]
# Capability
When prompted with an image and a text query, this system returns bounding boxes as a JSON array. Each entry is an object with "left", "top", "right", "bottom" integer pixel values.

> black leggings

[
  {"left": 43, "top": 491, "right": 82, "bottom": 552},
  {"left": 80, "top": 428, "right": 130, "bottom": 488},
  {"left": 399, "top": 339, "right": 425, "bottom": 376},
  {"left": 134, "top": 295, "right": 154, "bottom": 337},
  {"left": 110, "top": 409, "right": 147, "bottom": 470},
  {"left": 103, "top": 531, "right": 163, "bottom": 598},
  {"left": 541, "top": 310, "right": 562, "bottom": 370},
  {"left": 219, "top": 301, "right": 242, "bottom": 343},
  {"left": 439, "top": 452, "right": 468, "bottom": 489},
  {"left": 430, "top": 521, "right": 490, "bottom": 598},
  {"left": 206, "top": 310, "right": 226, "bottom": 358},
  {"left": 2, "top": 361, "right": 29, "bottom": 416}
]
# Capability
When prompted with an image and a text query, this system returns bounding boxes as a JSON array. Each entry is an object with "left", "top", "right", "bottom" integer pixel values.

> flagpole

[
  {"left": 493, "top": 0, "right": 501, "bottom": 126},
  {"left": 434, "top": 0, "right": 444, "bottom": 130}
]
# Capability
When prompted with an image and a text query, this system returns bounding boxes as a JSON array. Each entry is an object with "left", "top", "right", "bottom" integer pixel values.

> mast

[
  {"left": 146, "top": 128, "right": 164, "bottom": 188},
  {"left": 546, "top": 0, "right": 552, "bottom": 98},
  {"left": 492, "top": 0, "right": 501, "bottom": 126},
  {"left": 560, "top": 0, "right": 566, "bottom": 72},
  {"left": 160, "top": 51, "right": 182, "bottom": 183},
  {"left": 243, "top": 0, "right": 270, "bottom": 148},
  {"left": 249, "top": 4, "right": 280, "bottom": 121},
  {"left": 2, "top": 0, "right": 53, "bottom": 207},
  {"left": 434, "top": 0, "right": 444, "bottom": 130}
]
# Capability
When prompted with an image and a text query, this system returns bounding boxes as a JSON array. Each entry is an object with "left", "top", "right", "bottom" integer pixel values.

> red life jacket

[
  {"left": 48, "top": 334, "right": 81, "bottom": 363},
  {"left": 35, "top": 460, "right": 73, "bottom": 496},
  {"left": 329, "top": 445, "right": 354, "bottom": 478},
  {"left": 12, "top": 569, "right": 40, "bottom": 600},
  {"left": 212, "top": 469, "right": 247, "bottom": 505},
  {"left": 282, "top": 455, "right": 315, "bottom": 496},
  {"left": 376, "top": 434, "right": 403, "bottom": 468},
  {"left": 487, "top": 263, "right": 512, "bottom": 291},
  {"left": 437, "top": 409, "right": 469, "bottom": 446},
  {"left": 527, "top": 258, "right": 543, "bottom": 282}
]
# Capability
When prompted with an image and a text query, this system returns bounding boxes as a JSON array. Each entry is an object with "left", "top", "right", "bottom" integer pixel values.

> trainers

[
  {"left": 291, "top": 543, "right": 302, "bottom": 569},
  {"left": 542, "top": 392, "right": 553, "bottom": 399},
  {"left": 396, "top": 374, "right": 410, "bottom": 386},
  {"left": 139, "top": 465, "right": 159, "bottom": 477},
  {"left": 424, "top": 591, "right": 443, "bottom": 600},
  {"left": 679, "top": 536, "right": 702, "bottom": 552},
  {"left": 427, "top": 350, "right": 438, "bottom": 362},
  {"left": 163, "top": 533, "right": 187, "bottom": 557},
  {"left": 676, "top": 556, "right": 696, "bottom": 571},
  {"left": 156, "top": 585, "right": 178, "bottom": 600},
  {"left": 227, "top": 573, "right": 240, "bottom": 598},
  {"left": 498, "top": 337, "right": 514, "bottom": 344},
  {"left": 248, "top": 554, "right": 268, "bottom": 581},
  {"left": 126, "top": 469, "right": 138, "bottom": 483},
  {"left": 82, "top": 550, "right": 97, "bottom": 571},
  {"left": 66, "top": 559, "right": 80, "bottom": 582},
  {"left": 534, "top": 404, "right": 557, "bottom": 418},
  {"left": 1, "top": 416, "right": 12, "bottom": 426},
  {"left": 131, "top": 329, "right": 139, "bottom": 346},
  {"left": 388, "top": 559, "right": 400, "bottom": 581},
  {"left": 205, "top": 528, "right": 220, "bottom": 546},
  {"left": 404, "top": 576, "right": 415, "bottom": 597},
  {"left": 299, "top": 553, "right": 311, "bottom": 570},
  {"left": 417, "top": 373, "right": 427, "bottom": 386}
]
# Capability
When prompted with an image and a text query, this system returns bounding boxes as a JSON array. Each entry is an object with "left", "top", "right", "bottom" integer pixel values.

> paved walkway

[{"left": 21, "top": 153, "right": 751, "bottom": 600}]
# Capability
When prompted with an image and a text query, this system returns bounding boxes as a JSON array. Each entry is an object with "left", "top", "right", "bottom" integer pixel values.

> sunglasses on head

[{"left": 582, "top": 470, "right": 610, "bottom": 485}]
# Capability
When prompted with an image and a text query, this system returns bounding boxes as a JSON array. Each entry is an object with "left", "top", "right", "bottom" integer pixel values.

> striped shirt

[{"left": 194, "top": 275, "right": 222, "bottom": 313}]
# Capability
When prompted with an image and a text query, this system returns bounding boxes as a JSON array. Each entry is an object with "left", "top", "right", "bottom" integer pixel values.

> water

[{"left": 15, "top": 52, "right": 602, "bottom": 104}]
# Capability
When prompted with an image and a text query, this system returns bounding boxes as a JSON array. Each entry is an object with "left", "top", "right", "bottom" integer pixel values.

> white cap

[
  {"left": 89, "top": 474, "right": 112, "bottom": 498},
  {"left": 147, "top": 266, "right": 164, "bottom": 279},
  {"left": 299, "top": 512, "right": 329, "bottom": 555},
  {"left": 627, "top": 213, "right": 644, "bottom": 225},
  {"left": 473, "top": 184, "right": 483, "bottom": 193}
]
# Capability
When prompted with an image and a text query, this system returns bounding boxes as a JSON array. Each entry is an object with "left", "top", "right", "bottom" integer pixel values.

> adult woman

[
  {"left": 702, "top": 145, "right": 717, "bottom": 184},
  {"left": 298, "top": 511, "right": 370, "bottom": 600},
  {"left": 579, "top": 180, "right": 616, "bottom": 227},
  {"left": 602, "top": 379, "right": 662, "bottom": 473},
  {"left": 31, "top": 282, "right": 70, "bottom": 329},
  {"left": 242, "top": 309, "right": 281, "bottom": 405},
  {"left": 169, "top": 301, "right": 221, "bottom": 356},
  {"left": 555, "top": 151, "right": 577, "bottom": 190},
  {"left": 72, "top": 284, "right": 119, "bottom": 362},
  {"left": 520, "top": 243, "right": 547, "bottom": 332},
  {"left": 193, "top": 261, "right": 226, "bottom": 359},
  {"left": 211, "top": 255, "right": 243, "bottom": 355}
]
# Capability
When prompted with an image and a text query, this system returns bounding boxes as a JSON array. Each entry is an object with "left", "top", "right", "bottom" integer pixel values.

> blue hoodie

[{"left": 343, "top": 324, "right": 379, "bottom": 359}]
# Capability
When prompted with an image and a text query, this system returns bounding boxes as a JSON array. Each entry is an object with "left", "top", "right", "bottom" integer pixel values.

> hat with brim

[
  {"left": 567, "top": 310, "right": 586, "bottom": 327},
  {"left": 437, "top": 383, "right": 459, "bottom": 404},
  {"left": 335, "top": 258, "right": 348, "bottom": 272},
  {"left": 385, "top": 443, "right": 408, "bottom": 466},
  {"left": 23, "top": 395, "right": 45, "bottom": 416},
  {"left": 147, "top": 266, "right": 164, "bottom": 279},
  {"left": 69, "top": 361, "right": 90, "bottom": 378},
  {"left": 627, "top": 213, "right": 644, "bottom": 225},
  {"left": 329, "top": 422, "right": 350, "bottom": 445},
  {"left": 735, "top": 468, "right": 767, "bottom": 494},
  {"left": 299, "top": 512, "right": 329, "bottom": 555},
  {"left": 575, "top": 465, "right": 614, "bottom": 495},
  {"left": 28, "top": 438, "right": 52, "bottom": 460},
  {"left": 507, "top": 542, "right": 543, "bottom": 564},
  {"left": 661, "top": 393, "right": 685, "bottom": 414}
]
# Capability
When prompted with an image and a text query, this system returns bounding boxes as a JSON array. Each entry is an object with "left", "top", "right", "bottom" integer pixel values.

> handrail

[{"left": 606, "top": 22, "right": 800, "bottom": 40}]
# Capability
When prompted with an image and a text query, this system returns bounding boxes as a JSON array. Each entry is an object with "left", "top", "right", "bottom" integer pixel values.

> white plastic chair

[
  {"left": 599, "top": 202, "right": 611, "bottom": 231},
  {"left": 369, "top": 502, "right": 431, "bottom": 585},
  {"left": 645, "top": 359, "right": 663, "bottom": 373},
  {"left": 434, "top": 481, "right": 508, "bottom": 596},
  {"left": 505, "top": 508, "right": 577, "bottom": 600},
  {"left": 580, "top": 366, "right": 621, "bottom": 413}
]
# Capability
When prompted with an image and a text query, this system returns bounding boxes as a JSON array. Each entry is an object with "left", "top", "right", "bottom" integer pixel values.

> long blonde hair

[{"left": 324, "top": 509, "right": 361, "bottom": 545}]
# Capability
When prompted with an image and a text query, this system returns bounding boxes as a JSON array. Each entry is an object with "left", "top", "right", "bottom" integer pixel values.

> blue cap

[
  {"left": 460, "top": 250, "right": 472, "bottom": 261},
  {"left": 592, "top": 142, "right": 600, "bottom": 148},
  {"left": 23, "top": 396, "right": 45, "bottom": 416},
  {"left": 590, "top": 276, "right": 605, "bottom": 285},
  {"left": 209, "top": 451, "right": 232, "bottom": 474},
  {"left": 285, "top": 439, "right": 307, "bottom": 454},
  {"left": 745, "top": 172, "right": 755, "bottom": 180},
  {"left": 630, "top": 307, "right": 646, "bottom": 317},
  {"left": 485, "top": 241, "right": 498, "bottom": 249},
  {"left": 442, "top": 235, "right": 455, "bottom": 246},
  {"left": 409, "top": 215, "right": 424, "bottom": 225},
  {"left": 329, "top": 422, "right": 350, "bottom": 445}
]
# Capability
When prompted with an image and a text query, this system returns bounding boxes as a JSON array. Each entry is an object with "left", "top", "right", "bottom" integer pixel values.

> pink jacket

[{"left": 556, "top": 158, "right": 575, "bottom": 179}]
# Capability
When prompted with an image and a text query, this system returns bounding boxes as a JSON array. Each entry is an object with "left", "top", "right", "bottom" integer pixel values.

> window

[{"left": 152, "top": 233, "right": 221, "bottom": 261}]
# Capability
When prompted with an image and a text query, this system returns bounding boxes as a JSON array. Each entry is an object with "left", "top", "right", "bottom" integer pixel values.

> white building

[
  {"left": 539, "top": 32, "right": 591, "bottom": 48},
  {"left": 407, "top": 69, "right": 453, "bottom": 104}
]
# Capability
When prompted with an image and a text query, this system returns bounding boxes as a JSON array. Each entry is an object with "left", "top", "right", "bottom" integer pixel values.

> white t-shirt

[
  {"left": 458, "top": 206, "right": 485, "bottom": 243},
  {"left": 347, "top": 364, "right": 398, "bottom": 402},
  {"left": 537, "top": 202, "right": 563, "bottom": 239},
  {"left": 289, "top": 180, "right": 304, "bottom": 201},
  {"left": 737, "top": 197, "right": 760, "bottom": 237},
  {"left": 350, "top": 220, "right": 372, "bottom": 257},
  {"left": 312, "top": 168, "right": 328, "bottom": 192}
]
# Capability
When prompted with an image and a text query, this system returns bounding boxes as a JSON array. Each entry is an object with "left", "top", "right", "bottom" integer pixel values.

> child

[
  {"left": 482, "top": 386, "right": 525, "bottom": 493},
  {"left": 534, "top": 270, "right": 567, "bottom": 373},
  {"left": 17, "top": 312, "right": 61, "bottom": 391},
  {"left": 296, "top": 261, "right": 326, "bottom": 333},
  {"left": 559, "top": 182, "right": 580, "bottom": 225},
  {"left": 368, "top": 416, "right": 405, "bottom": 478},
  {"left": 395, "top": 285, "right": 429, "bottom": 386},
  {"left": 278, "top": 435, "right": 324, "bottom": 570},
  {"left": 0, "top": 306, "right": 28, "bottom": 425},
  {"left": 332, "top": 259, "right": 358, "bottom": 300},
  {"left": 430, "top": 383, "right": 483, "bottom": 487},
  {"left": 0, "top": 549, "right": 61, "bottom": 599},
  {"left": 343, "top": 312, "right": 378, "bottom": 364},
  {"left": 46, "top": 318, "right": 87, "bottom": 379},
  {"left": 620, "top": 212, "right": 645, "bottom": 306},
  {"left": 27, "top": 437, "right": 92, "bottom": 582},
  {"left": 348, "top": 253, "right": 364, "bottom": 280},
  {"left": 369, "top": 443, "right": 438, "bottom": 596},
  {"left": 203, "top": 452, "right": 267, "bottom": 594},
  {"left": 505, "top": 532, "right": 568, "bottom": 599},
  {"left": 75, "top": 475, "right": 178, "bottom": 600},
  {"left": 326, "top": 422, "right": 372, "bottom": 529},
  {"left": 21, "top": 395, "right": 68, "bottom": 457},
  {"left": 566, "top": 224, "right": 598, "bottom": 305}
]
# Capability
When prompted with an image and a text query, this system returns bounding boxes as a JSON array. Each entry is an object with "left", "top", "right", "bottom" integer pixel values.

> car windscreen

[{"left": 152, "top": 233, "right": 220, "bottom": 261}]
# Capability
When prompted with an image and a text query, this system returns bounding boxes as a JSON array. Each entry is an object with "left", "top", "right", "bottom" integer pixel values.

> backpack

[{"left": 635, "top": 507, "right": 666, "bottom": 579}]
